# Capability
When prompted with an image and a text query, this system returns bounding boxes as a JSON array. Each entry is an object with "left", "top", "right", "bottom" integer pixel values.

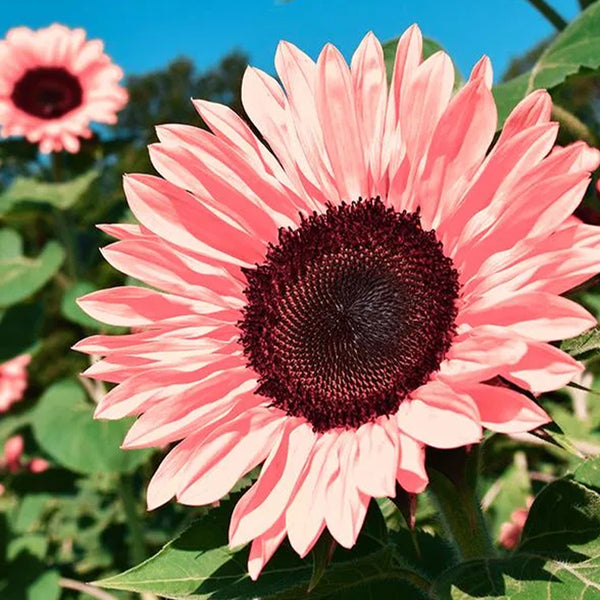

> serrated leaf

[
  {"left": 0, "top": 170, "right": 98, "bottom": 214},
  {"left": 0, "top": 230, "right": 64, "bottom": 307},
  {"left": 0, "top": 303, "right": 42, "bottom": 362},
  {"left": 493, "top": 1, "right": 600, "bottom": 126},
  {"left": 383, "top": 36, "right": 463, "bottom": 87},
  {"left": 31, "top": 379, "right": 152, "bottom": 475},
  {"left": 562, "top": 326, "right": 600, "bottom": 358},
  {"left": 97, "top": 501, "right": 429, "bottom": 599},
  {"left": 431, "top": 479, "right": 600, "bottom": 599}
]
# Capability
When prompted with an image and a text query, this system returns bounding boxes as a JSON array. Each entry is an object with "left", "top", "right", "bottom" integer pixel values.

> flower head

[
  {"left": 0, "top": 24, "right": 127, "bottom": 153},
  {"left": 0, "top": 355, "right": 30, "bottom": 413},
  {"left": 76, "top": 27, "right": 600, "bottom": 578}
]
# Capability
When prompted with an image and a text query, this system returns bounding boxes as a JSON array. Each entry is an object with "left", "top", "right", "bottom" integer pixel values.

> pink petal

[
  {"left": 350, "top": 32, "right": 388, "bottom": 187},
  {"left": 439, "top": 326, "right": 528, "bottom": 384},
  {"left": 496, "top": 90, "right": 552, "bottom": 146},
  {"left": 418, "top": 75, "right": 496, "bottom": 230},
  {"left": 354, "top": 420, "right": 398, "bottom": 497},
  {"left": 176, "top": 409, "right": 288, "bottom": 507},
  {"left": 229, "top": 421, "right": 315, "bottom": 548},
  {"left": 325, "top": 431, "right": 370, "bottom": 548},
  {"left": 316, "top": 43, "right": 368, "bottom": 200},
  {"left": 465, "top": 383, "right": 550, "bottom": 433},
  {"left": 248, "top": 515, "right": 288, "bottom": 580},
  {"left": 459, "top": 291, "right": 596, "bottom": 341},
  {"left": 397, "top": 380, "right": 482, "bottom": 448},
  {"left": 123, "top": 174, "right": 265, "bottom": 267},
  {"left": 397, "top": 434, "right": 428, "bottom": 493},
  {"left": 501, "top": 341, "right": 583, "bottom": 393},
  {"left": 77, "top": 286, "right": 198, "bottom": 327},
  {"left": 285, "top": 432, "right": 338, "bottom": 557},
  {"left": 121, "top": 370, "right": 257, "bottom": 448}
]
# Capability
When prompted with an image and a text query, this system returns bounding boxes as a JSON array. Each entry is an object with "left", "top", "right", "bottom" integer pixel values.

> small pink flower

[
  {"left": 76, "top": 26, "right": 600, "bottom": 578},
  {"left": 28, "top": 458, "right": 50, "bottom": 473},
  {"left": 2, "top": 435, "right": 24, "bottom": 473},
  {"left": 499, "top": 497, "right": 534, "bottom": 550},
  {"left": 0, "top": 355, "right": 30, "bottom": 413},
  {"left": 0, "top": 24, "right": 128, "bottom": 153}
]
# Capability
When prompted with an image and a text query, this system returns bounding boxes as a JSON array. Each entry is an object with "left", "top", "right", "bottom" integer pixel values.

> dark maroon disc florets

[
  {"left": 239, "top": 198, "right": 460, "bottom": 432},
  {"left": 11, "top": 67, "right": 83, "bottom": 119}
]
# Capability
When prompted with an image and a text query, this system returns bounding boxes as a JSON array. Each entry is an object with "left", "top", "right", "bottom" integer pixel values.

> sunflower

[
  {"left": 76, "top": 26, "right": 600, "bottom": 578},
  {"left": 0, "top": 24, "right": 127, "bottom": 153}
]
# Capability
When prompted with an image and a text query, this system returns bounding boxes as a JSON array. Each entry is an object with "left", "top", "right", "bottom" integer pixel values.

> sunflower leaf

[
  {"left": 493, "top": 1, "right": 600, "bottom": 126},
  {"left": 31, "top": 379, "right": 152, "bottom": 475},
  {"left": 0, "top": 169, "right": 98, "bottom": 214},
  {"left": 431, "top": 478, "right": 600, "bottom": 598},
  {"left": 96, "top": 500, "right": 430, "bottom": 599},
  {"left": 561, "top": 326, "right": 600, "bottom": 358},
  {"left": 0, "top": 229, "right": 64, "bottom": 308}
]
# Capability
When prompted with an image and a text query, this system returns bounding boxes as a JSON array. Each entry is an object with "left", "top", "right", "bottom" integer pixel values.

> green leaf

[
  {"left": 97, "top": 501, "right": 429, "bottom": 599},
  {"left": 562, "top": 326, "right": 600, "bottom": 358},
  {"left": 382, "top": 36, "right": 463, "bottom": 87},
  {"left": 493, "top": 1, "right": 600, "bottom": 126},
  {"left": 0, "top": 551, "right": 60, "bottom": 600},
  {"left": 431, "top": 479, "right": 600, "bottom": 598},
  {"left": 574, "top": 455, "right": 600, "bottom": 490},
  {"left": 31, "top": 379, "right": 152, "bottom": 475},
  {"left": 0, "top": 303, "right": 42, "bottom": 362},
  {"left": 0, "top": 170, "right": 98, "bottom": 214},
  {"left": 60, "top": 281, "right": 102, "bottom": 328},
  {"left": 0, "top": 230, "right": 64, "bottom": 307}
]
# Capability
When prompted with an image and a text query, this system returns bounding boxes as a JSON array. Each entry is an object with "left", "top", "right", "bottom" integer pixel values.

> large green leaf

[
  {"left": 31, "top": 379, "right": 151, "bottom": 475},
  {"left": 0, "top": 170, "right": 98, "bottom": 215},
  {"left": 493, "top": 1, "right": 600, "bottom": 126},
  {"left": 431, "top": 478, "right": 600, "bottom": 598},
  {"left": 0, "top": 229, "right": 64, "bottom": 307},
  {"left": 97, "top": 501, "right": 430, "bottom": 599}
]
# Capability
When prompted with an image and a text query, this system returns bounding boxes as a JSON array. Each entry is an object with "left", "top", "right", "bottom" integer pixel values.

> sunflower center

[
  {"left": 239, "top": 198, "right": 459, "bottom": 432},
  {"left": 11, "top": 67, "right": 83, "bottom": 119}
]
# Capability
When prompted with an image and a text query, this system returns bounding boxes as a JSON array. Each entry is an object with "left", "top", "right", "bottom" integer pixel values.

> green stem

[
  {"left": 427, "top": 449, "right": 495, "bottom": 560},
  {"left": 552, "top": 104, "right": 600, "bottom": 147},
  {"left": 525, "top": 0, "right": 568, "bottom": 30},
  {"left": 117, "top": 474, "right": 146, "bottom": 566},
  {"left": 51, "top": 152, "right": 79, "bottom": 279}
]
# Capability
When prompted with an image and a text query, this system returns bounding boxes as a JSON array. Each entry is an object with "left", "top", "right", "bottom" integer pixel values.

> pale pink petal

[
  {"left": 397, "top": 434, "right": 428, "bottom": 493},
  {"left": 316, "top": 44, "right": 368, "bottom": 200},
  {"left": 501, "top": 341, "right": 583, "bottom": 393},
  {"left": 229, "top": 421, "right": 315, "bottom": 548},
  {"left": 459, "top": 291, "right": 596, "bottom": 341},
  {"left": 248, "top": 516, "right": 287, "bottom": 581},
  {"left": 397, "top": 380, "right": 482, "bottom": 448},
  {"left": 465, "top": 383, "right": 550, "bottom": 433}
]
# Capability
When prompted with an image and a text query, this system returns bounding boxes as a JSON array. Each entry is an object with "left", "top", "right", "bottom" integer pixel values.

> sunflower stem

[
  {"left": 117, "top": 474, "right": 147, "bottom": 566},
  {"left": 51, "top": 152, "right": 79, "bottom": 279},
  {"left": 427, "top": 446, "right": 495, "bottom": 560},
  {"left": 525, "top": 0, "right": 568, "bottom": 30}
]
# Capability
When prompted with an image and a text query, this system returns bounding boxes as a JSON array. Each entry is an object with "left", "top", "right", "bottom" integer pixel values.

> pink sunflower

[
  {"left": 75, "top": 26, "right": 600, "bottom": 578},
  {"left": 0, "top": 23, "right": 128, "bottom": 153},
  {"left": 0, "top": 355, "right": 30, "bottom": 413}
]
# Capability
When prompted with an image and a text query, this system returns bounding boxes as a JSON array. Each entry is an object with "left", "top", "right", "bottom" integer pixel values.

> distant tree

[{"left": 115, "top": 50, "right": 248, "bottom": 144}]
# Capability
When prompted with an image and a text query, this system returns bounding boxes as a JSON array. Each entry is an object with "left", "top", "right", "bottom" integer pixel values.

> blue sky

[{"left": 0, "top": 0, "right": 580, "bottom": 81}]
